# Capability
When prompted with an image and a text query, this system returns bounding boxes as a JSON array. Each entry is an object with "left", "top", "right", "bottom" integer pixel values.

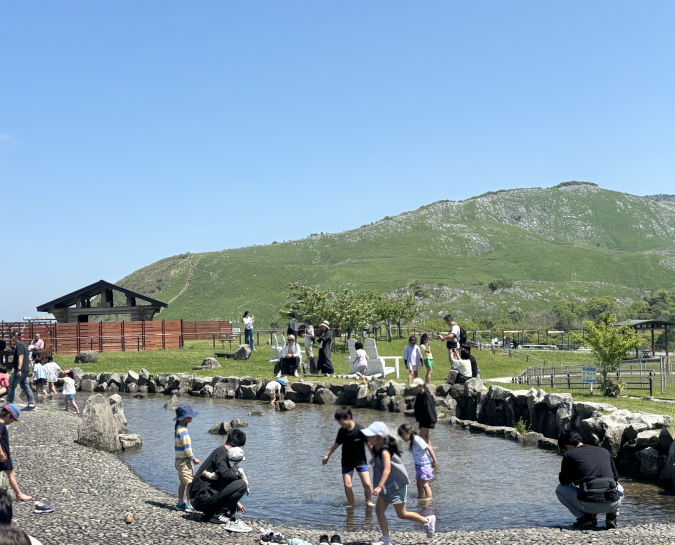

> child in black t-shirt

[
  {"left": 322, "top": 407, "right": 374, "bottom": 506},
  {"left": 0, "top": 404, "right": 32, "bottom": 502}
]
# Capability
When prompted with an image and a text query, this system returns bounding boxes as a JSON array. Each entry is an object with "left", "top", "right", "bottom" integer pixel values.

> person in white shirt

[
  {"left": 242, "top": 312, "right": 255, "bottom": 351},
  {"left": 302, "top": 319, "right": 315, "bottom": 361},
  {"left": 352, "top": 341, "right": 369, "bottom": 384},
  {"left": 28, "top": 334, "right": 44, "bottom": 361},
  {"left": 277, "top": 335, "right": 302, "bottom": 378},
  {"left": 62, "top": 369, "right": 80, "bottom": 415},
  {"left": 403, "top": 336, "right": 423, "bottom": 386},
  {"left": 446, "top": 349, "right": 472, "bottom": 385},
  {"left": 437, "top": 315, "right": 461, "bottom": 367},
  {"left": 398, "top": 423, "right": 438, "bottom": 499}
]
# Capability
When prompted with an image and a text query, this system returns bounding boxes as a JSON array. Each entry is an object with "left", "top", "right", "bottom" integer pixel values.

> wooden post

[
  {"left": 666, "top": 324, "right": 670, "bottom": 373},
  {"left": 180, "top": 319, "right": 184, "bottom": 349},
  {"left": 635, "top": 326, "right": 639, "bottom": 360},
  {"left": 121, "top": 321, "right": 125, "bottom": 352},
  {"left": 99, "top": 321, "right": 103, "bottom": 352},
  {"left": 76, "top": 322, "right": 80, "bottom": 353},
  {"left": 142, "top": 321, "right": 146, "bottom": 351},
  {"left": 162, "top": 320, "right": 166, "bottom": 350},
  {"left": 652, "top": 328, "right": 655, "bottom": 357}
]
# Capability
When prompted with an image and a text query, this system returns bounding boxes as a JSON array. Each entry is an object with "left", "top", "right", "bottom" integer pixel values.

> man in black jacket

[
  {"left": 412, "top": 378, "right": 437, "bottom": 446},
  {"left": 190, "top": 429, "right": 251, "bottom": 532},
  {"left": 556, "top": 430, "right": 623, "bottom": 529}
]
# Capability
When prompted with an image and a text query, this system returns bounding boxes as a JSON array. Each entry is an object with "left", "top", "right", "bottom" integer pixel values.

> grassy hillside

[{"left": 117, "top": 183, "right": 675, "bottom": 326}]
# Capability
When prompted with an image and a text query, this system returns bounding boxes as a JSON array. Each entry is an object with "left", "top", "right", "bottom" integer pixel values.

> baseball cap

[
  {"left": 411, "top": 377, "right": 425, "bottom": 388},
  {"left": 226, "top": 446, "right": 246, "bottom": 463},
  {"left": 361, "top": 421, "right": 389, "bottom": 438},
  {"left": 3, "top": 404, "right": 20, "bottom": 420},
  {"left": 12, "top": 331, "right": 22, "bottom": 338},
  {"left": 278, "top": 378, "right": 288, "bottom": 386}
]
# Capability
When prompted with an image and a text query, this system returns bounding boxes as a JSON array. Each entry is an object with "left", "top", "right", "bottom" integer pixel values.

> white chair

[
  {"left": 269, "top": 333, "right": 283, "bottom": 363},
  {"left": 345, "top": 338, "right": 357, "bottom": 362},
  {"left": 364, "top": 338, "right": 400, "bottom": 379}
]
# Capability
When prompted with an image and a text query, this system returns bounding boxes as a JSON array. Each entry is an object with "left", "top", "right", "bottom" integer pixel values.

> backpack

[{"left": 457, "top": 326, "right": 468, "bottom": 347}]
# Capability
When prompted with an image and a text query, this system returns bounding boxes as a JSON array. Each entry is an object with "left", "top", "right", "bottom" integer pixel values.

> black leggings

[
  {"left": 275, "top": 356, "right": 299, "bottom": 375},
  {"left": 192, "top": 479, "right": 247, "bottom": 519}
]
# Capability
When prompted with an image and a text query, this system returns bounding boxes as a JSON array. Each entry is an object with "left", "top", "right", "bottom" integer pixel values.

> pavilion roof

[{"left": 36, "top": 280, "right": 168, "bottom": 311}]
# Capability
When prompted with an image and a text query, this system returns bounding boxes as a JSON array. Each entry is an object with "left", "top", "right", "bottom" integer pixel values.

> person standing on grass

[
  {"left": 7, "top": 332, "right": 35, "bottom": 411},
  {"left": 419, "top": 333, "right": 433, "bottom": 385},
  {"left": 397, "top": 424, "right": 437, "bottom": 499},
  {"left": 362, "top": 422, "right": 435, "bottom": 545},
  {"left": 287, "top": 313, "right": 299, "bottom": 338},
  {"left": 174, "top": 404, "right": 201, "bottom": 511},
  {"left": 412, "top": 378, "right": 437, "bottom": 446},
  {"left": 322, "top": 407, "right": 374, "bottom": 507},
  {"left": 316, "top": 321, "right": 335, "bottom": 377},
  {"left": 242, "top": 312, "right": 255, "bottom": 351},
  {"left": 0, "top": 404, "right": 33, "bottom": 502},
  {"left": 302, "top": 319, "right": 315, "bottom": 362},
  {"left": 61, "top": 370, "right": 79, "bottom": 415},
  {"left": 402, "top": 336, "right": 422, "bottom": 386}
]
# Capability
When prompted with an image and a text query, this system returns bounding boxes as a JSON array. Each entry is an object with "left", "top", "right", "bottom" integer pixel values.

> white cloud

[{"left": 0, "top": 134, "right": 11, "bottom": 142}]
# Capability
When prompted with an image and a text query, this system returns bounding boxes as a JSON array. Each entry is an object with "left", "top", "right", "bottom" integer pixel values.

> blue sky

[{"left": 2, "top": 1, "right": 674, "bottom": 319}]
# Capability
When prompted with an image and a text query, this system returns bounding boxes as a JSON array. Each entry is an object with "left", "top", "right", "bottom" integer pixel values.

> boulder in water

[{"left": 77, "top": 394, "right": 121, "bottom": 452}]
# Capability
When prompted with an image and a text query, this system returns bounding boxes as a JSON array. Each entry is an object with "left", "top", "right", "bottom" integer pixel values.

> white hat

[
  {"left": 227, "top": 446, "right": 246, "bottom": 463},
  {"left": 411, "top": 378, "right": 425, "bottom": 388},
  {"left": 361, "top": 421, "right": 389, "bottom": 438},
  {"left": 321, "top": 321, "right": 330, "bottom": 328}
]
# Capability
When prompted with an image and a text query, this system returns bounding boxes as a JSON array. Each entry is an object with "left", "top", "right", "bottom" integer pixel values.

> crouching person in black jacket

[
  {"left": 190, "top": 429, "right": 251, "bottom": 532},
  {"left": 556, "top": 430, "right": 624, "bottom": 530}
]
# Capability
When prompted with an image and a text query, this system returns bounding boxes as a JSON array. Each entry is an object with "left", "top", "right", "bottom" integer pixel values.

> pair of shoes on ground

[
  {"left": 175, "top": 501, "right": 195, "bottom": 512},
  {"left": 260, "top": 528, "right": 287, "bottom": 544},
  {"left": 22, "top": 404, "right": 35, "bottom": 412},
  {"left": 573, "top": 513, "right": 617, "bottom": 530},
  {"left": 34, "top": 501, "right": 55, "bottom": 514},
  {"left": 202, "top": 512, "right": 252, "bottom": 532},
  {"left": 319, "top": 535, "right": 342, "bottom": 545}
]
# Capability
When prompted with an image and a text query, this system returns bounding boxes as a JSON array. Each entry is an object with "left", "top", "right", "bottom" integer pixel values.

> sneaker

[
  {"left": 294, "top": 371, "right": 299, "bottom": 378},
  {"left": 572, "top": 513, "right": 596, "bottom": 529},
  {"left": 224, "top": 518, "right": 252, "bottom": 533},
  {"left": 276, "top": 372, "right": 282, "bottom": 378},
  {"left": 319, "top": 535, "right": 330, "bottom": 545},
  {"left": 22, "top": 405, "right": 36, "bottom": 412},
  {"left": 205, "top": 513, "right": 230, "bottom": 524},
  {"left": 330, "top": 535, "right": 342, "bottom": 545},
  {"left": 606, "top": 512, "right": 617, "bottom": 529},
  {"left": 184, "top": 502, "right": 195, "bottom": 512},
  {"left": 34, "top": 501, "right": 55, "bottom": 514},
  {"left": 424, "top": 514, "right": 436, "bottom": 537},
  {"left": 371, "top": 537, "right": 392, "bottom": 545},
  {"left": 366, "top": 500, "right": 375, "bottom": 507},
  {"left": 175, "top": 501, "right": 189, "bottom": 510}
]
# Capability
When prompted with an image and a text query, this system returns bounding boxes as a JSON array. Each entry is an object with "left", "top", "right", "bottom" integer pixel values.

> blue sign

[{"left": 582, "top": 367, "right": 597, "bottom": 384}]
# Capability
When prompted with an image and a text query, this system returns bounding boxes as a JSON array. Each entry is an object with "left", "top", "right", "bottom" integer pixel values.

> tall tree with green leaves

[{"left": 580, "top": 314, "right": 641, "bottom": 394}]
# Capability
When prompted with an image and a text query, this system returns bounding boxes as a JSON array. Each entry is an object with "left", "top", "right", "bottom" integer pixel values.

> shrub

[{"left": 514, "top": 417, "right": 530, "bottom": 435}]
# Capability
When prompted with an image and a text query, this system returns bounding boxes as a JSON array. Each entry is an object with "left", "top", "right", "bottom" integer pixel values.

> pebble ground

[{"left": 8, "top": 408, "right": 675, "bottom": 545}]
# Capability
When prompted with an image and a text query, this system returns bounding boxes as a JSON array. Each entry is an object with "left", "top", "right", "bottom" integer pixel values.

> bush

[
  {"left": 488, "top": 278, "right": 512, "bottom": 292},
  {"left": 514, "top": 417, "right": 530, "bottom": 435}
]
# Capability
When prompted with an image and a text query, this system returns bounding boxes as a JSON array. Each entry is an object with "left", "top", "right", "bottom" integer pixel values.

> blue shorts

[
  {"left": 342, "top": 465, "right": 369, "bottom": 474},
  {"left": 65, "top": 394, "right": 75, "bottom": 402},
  {"left": 381, "top": 485, "right": 407, "bottom": 505}
]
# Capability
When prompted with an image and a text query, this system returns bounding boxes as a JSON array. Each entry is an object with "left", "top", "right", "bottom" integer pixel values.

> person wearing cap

[
  {"left": 265, "top": 378, "right": 289, "bottom": 407},
  {"left": 61, "top": 369, "right": 80, "bottom": 415},
  {"left": 0, "top": 403, "right": 32, "bottom": 502},
  {"left": 315, "top": 321, "right": 335, "bottom": 377},
  {"left": 302, "top": 319, "right": 315, "bottom": 362},
  {"left": 190, "top": 429, "right": 251, "bottom": 532},
  {"left": 277, "top": 335, "right": 302, "bottom": 378},
  {"left": 402, "top": 336, "right": 422, "bottom": 387},
  {"left": 412, "top": 378, "right": 437, "bottom": 446},
  {"left": 361, "top": 422, "right": 435, "bottom": 543},
  {"left": 174, "top": 405, "right": 201, "bottom": 511},
  {"left": 7, "top": 332, "right": 35, "bottom": 411},
  {"left": 226, "top": 447, "right": 250, "bottom": 495}
]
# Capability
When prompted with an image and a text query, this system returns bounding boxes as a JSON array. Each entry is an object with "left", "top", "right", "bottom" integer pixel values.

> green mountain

[{"left": 117, "top": 182, "right": 675, "bottom": 326}]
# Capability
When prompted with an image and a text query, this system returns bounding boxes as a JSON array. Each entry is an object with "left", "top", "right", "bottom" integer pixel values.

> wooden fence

[{"left": 0, "top": 320, "right": 232, "bottom": 355}]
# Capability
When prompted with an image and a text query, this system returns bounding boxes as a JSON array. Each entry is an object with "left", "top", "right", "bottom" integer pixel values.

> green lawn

[{"left": 52, "top": 338, "right": 675, "bottom": 417}]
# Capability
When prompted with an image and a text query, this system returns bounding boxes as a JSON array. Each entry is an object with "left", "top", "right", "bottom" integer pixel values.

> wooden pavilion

[
  {"left": 37, "top": 280, "right": 168, "bottom": 323},
  {"left": 616, "top": 319, "right": 673, "bottom": 363}
]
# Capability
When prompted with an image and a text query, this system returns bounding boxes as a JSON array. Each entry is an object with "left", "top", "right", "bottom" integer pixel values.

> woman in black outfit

[
  {"left": 315, "top": 321, "right": 334, "bottom": 377},
  {"left": 412, "top": 377, "right": 437, "bottom": 446}
]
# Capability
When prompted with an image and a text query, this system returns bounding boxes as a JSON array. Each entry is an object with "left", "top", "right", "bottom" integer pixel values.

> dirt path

[{"left": 169, "top": 256, "right": 201, "bottom": 304}]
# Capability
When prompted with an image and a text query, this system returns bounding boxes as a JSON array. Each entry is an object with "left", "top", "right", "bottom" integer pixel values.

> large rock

[
  {"left": 209, "top": 422, "right": 233, "bottom": 435},
  {"left": 74, "top": 351, "right": 98, "bottom": 364},
  {"left": 80, "top": 379, "right": 96, "bottom": 392},
  {"left": 138, "top": 369, "right": 151, "bottom": 386},
  {"left": 94, "top": 382, "right": 107, "bottom": 393},
  {"left": 71, "top": 368, "right": 84, "bottom": 381},
  {"left": 77, "top": 394, "right": 121, "bottom": 452},
  {"left": 83, "top": 372, "right": 98, "bottom": 381},
  {"left": 573, "top": 401, "right": 618, "bottom": 420},
  {"left": 658, "top": 426, "right": 675, "bottom": 454},
  {"left": 234, "top": 344, "right": 252, "bottom": 361},
  {"left": 636, "top": 429, "right": 661, "bottom": 449},
  {"left": 659, "top": 440, "right": 675, "bottom": 484},
  {"left": 238, "top": 384, "right": 258, "bottom": 399},
  {"left": 201, "top": 384, "right": 214, "bottom": 397},
  {"left": 538, "top": 438, "right": 559, "bottom": 451},
  {"left": 617, "top": 440, "right": 642, "bottom": 476},
  {"left": 314, "top": 388, "right": 337, "bottom": 405},
  {"left": 464, "top": 378, "right": 485, "bottom": 396},
  {"left": 106, "top": 373, "right": 122, "bottom": 387},
  {"left": 556, "top": 398, "right": 574, "bottom": 436},
  {"left": 108, "top": 394, "right": 128, "bottom": 433},
  {"left": 119, "top": 434, "right": 142, "bottom": 450},
  {"left": 449, "top": 384, "right": 465, "bottom": 400},
  {"left": 377, "top": 395, "right": 392, "bottom": 412},
  {"left": 164, "top": 395, "right": 182, "bottom": 409},
  {"left": 522, "top": 432, "right": 544, "bottom": 447},
  {"left": 546, "top": 393, "right": 573, "bottom": 411},
  {"left": 192, "top": 377, "right": 212, "bottom": 391},
  {"left": 230, "top": 418, "right": 248, "bottom": 428},
  {"left": 355, "top": 384, "right": 368, "bottom": 407},
  {"left": 387, "top": 381, "right": 406, "bottom": 397},
  {"left": 489, "top": 386, "right": 512, "bottom": 402},
  {"left": 637, "top": 447, "right": 666, "bottom": 479},
  {"left": 197, "top": 357, "right": 221, "bottom": 370},
  {"left": 623, "top": 423, "right": 650, "bottom": 443},
  {"left": 126, "top": 383, "right": 139, "bottom": 394},
  {"left": 633, "top": 412, "right": 675, "bottom": 429},
  {"left": 277, "top": 400, "right": 296, "bottom": 411},
  {"left": 212, "top": 383, "right": 229, "bottom": 398}
]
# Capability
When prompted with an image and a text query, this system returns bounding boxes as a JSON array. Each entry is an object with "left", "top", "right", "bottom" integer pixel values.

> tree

[
  {"left": 373, "top": 293, "right": 422, "bottom": 341},
  {"left": 552, "top": 299, "right": 584, "bottom": 328},
  {"left": 583, "top": 296, "right": 618, "bottom": 320},
  {"left": 332, "top": 289, "right": 378, "bottom": 338},
  {"left": 488, "top": 278, "right": 512, "bottom": 292},
  {"left": 579, "top": 314, "right": 641, "bottom": 394}
]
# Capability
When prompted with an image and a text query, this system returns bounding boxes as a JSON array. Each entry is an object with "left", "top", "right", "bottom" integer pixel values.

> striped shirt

[{"left": 175, "top": 426, "right": 195, "bottom": 461}]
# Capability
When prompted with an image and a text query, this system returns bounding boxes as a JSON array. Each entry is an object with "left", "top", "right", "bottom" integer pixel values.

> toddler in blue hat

[{"left": 174, "top": 404, "right": 201, "bottom": 511}]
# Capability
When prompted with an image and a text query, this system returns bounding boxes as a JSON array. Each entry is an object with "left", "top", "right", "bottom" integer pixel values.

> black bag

[
  {"left": 577, "top": 478, "right": 621, "bottom": 503},
  {"left": 457, "top": 326, "right": 468, "bottom": 347}
]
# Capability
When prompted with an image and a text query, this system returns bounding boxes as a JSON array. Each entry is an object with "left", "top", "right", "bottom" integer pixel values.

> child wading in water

[
  {"left": 62, "top": 370, "right": 79, "bottom": 415},
  {"left": 397, "top": 424, "right": 437, "bottom": 499},
  {"left": 322, "top": 407, "right": 373, "bottom": 506},
  {"left": 174, "top": 404, "right": 201, "bottom": 511},
  {"left": 362, "top": 422, "right": 435, "bottom": 545}
]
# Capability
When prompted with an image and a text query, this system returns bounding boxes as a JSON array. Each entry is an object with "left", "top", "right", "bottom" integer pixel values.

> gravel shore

[{"left": 9, "top": 408, "right": 675, "bottom": 545}]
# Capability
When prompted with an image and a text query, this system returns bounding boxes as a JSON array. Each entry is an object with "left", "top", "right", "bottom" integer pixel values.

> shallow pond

[{"left": 79, "top": 394, "right": 675, "bottom": 531}]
